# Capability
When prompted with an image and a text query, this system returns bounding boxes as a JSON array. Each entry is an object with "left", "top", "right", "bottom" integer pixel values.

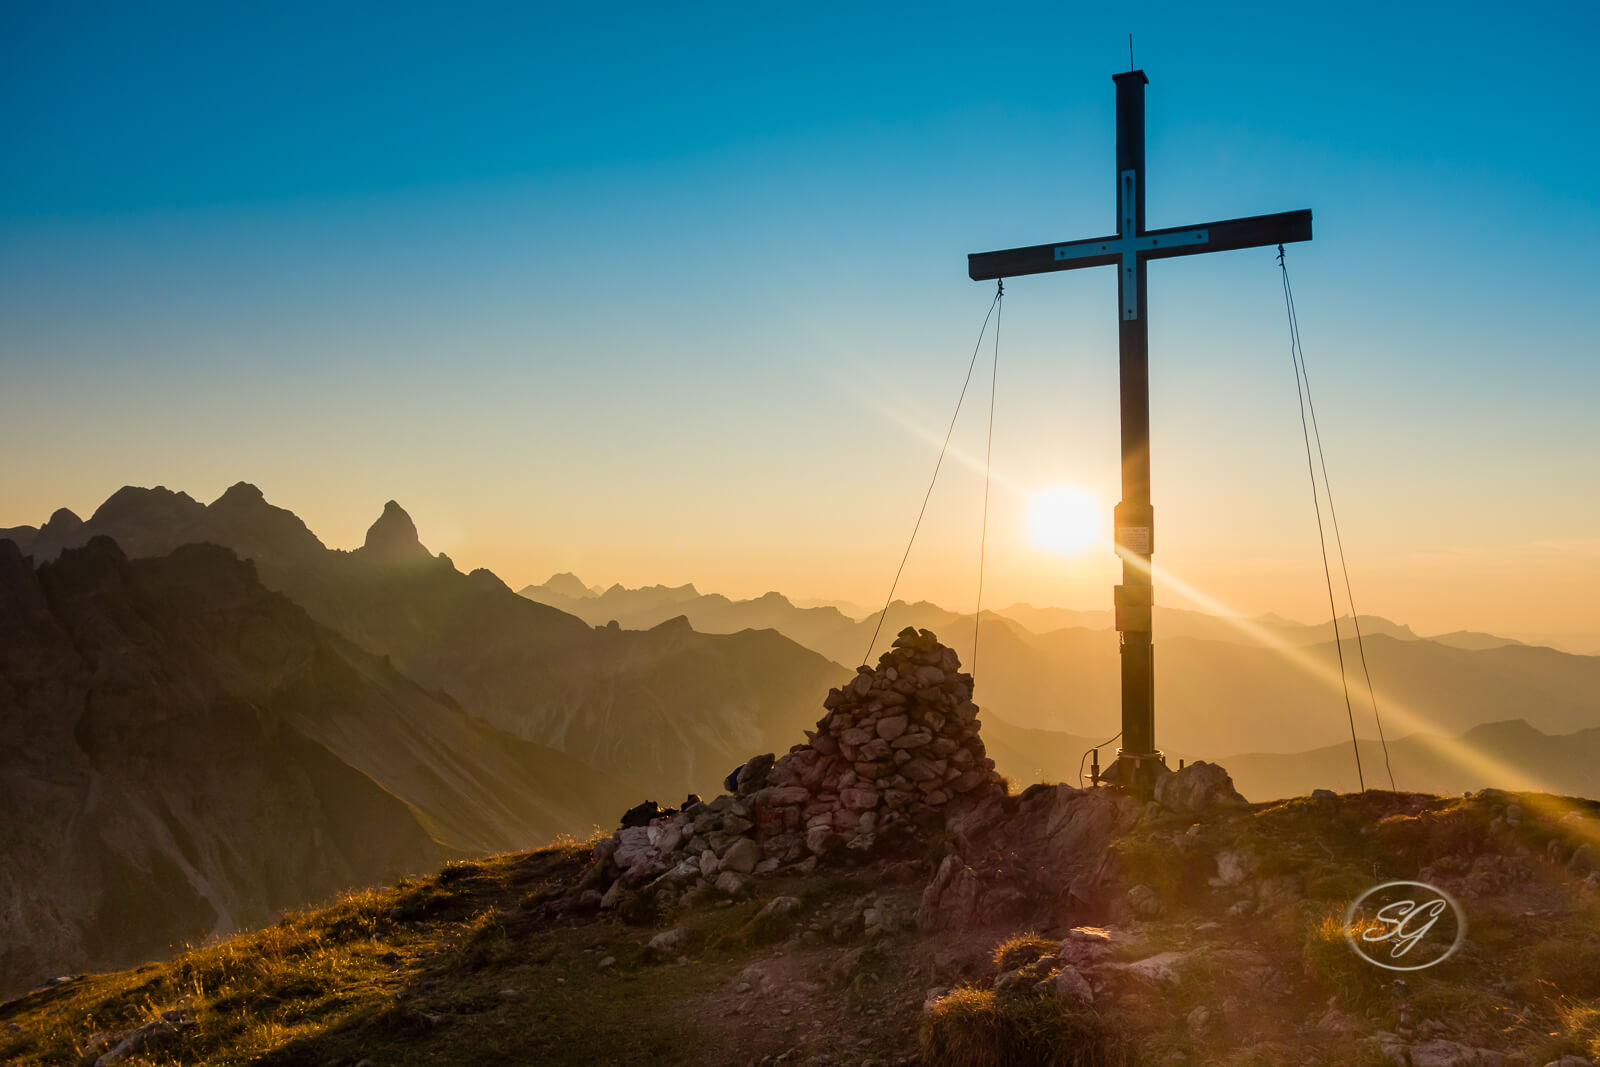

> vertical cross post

[
  {"left": 965, "top": 69, "right": 1312, "bottom": 798},
  {"left": 1110, "top": 70, "right": 1161, "bottom": 796}
]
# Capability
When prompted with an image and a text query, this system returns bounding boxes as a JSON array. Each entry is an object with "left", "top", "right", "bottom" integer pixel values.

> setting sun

[{"left": 1027, "top": 485, "right": 1104, "bottom": 557}]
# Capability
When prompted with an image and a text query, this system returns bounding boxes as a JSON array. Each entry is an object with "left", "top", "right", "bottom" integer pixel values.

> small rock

[
  {"left": 647, "top": 927, "right": 688, "bottom": 955},
  {"left": 1049, "top": 965, "right": 1095, "bottom": 1004},
  {"left": 1404, "top": 1039, "right": 1512, "bottom": 1067},
  {"left": 1127, "top": 883, "right": 1164, "bottom": 918},
  {"left": 1106, "top": 951, "right": 1189, "bottom": 984},
  {"left": 805, "top": 825, "right": 837, "bottom": 856},
  {"left": 716, "top": 871, "right": 752, "bottom": 897},
  {"left": 758, "top": 896, "right": 803, "bottom": 920},
  {"left": 1057, "top": 926, "right": 1116, "bottom": 967},
  {"left": 1209, "top": 847, "right": 1261, "bottom": 888},
  {"left": 93, "top": 1014, "right": 194, "bottom": 1065},
  {"left": 722, "top": 837, "right": 762, "bottom": 874},
  {"left": 875, "top": 715, "right": 909, "bottom": 740},
  {"left": 1318, "top": 1007, "right": 1358, "bottom": 1033},
  {"left": 597, "top": 956, "right": 616, "bottom": 969}
]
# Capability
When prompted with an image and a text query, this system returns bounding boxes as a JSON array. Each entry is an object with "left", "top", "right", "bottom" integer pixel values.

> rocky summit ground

[{"left": 3, "top": 631, "right": 1600, "bottom": 1067}]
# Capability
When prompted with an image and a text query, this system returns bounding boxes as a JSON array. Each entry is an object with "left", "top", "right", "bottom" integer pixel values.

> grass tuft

[
  {"left": 1301, "top": 908, "right": 1391, "bottom": 1017},
  {"left": 993, "top": 933, "right": 1059, "bottom": 973},
  {"left": 920, "top": 984, "right": 1132, "bottom": 1067}
]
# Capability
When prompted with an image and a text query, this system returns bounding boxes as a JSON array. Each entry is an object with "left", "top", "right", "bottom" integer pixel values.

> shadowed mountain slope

[
  {"left": 0, "top": 535, "right": 628, "bottom": 998},
  {"left": 17, "top": 484, "right": 849, "bottom": 800}
]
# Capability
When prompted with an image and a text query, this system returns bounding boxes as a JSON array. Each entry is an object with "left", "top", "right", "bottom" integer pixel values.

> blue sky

[{"left": 3, "top": 2, "right": 1598, "bottom": 645}]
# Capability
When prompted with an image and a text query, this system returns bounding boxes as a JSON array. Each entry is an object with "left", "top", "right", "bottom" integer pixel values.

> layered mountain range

[
  {"left": 5, "top": 484, "right": 846, "bottom": 800},
  {"left": 521, "top": 573, "right": 1600, "bottom": 765}
]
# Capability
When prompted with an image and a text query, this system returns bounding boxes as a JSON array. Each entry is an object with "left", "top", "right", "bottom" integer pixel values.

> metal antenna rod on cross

[{"left": 968, "top": 69, "right": 1313, "bottom": 798}]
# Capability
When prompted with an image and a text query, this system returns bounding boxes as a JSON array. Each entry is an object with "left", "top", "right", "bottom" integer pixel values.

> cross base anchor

[{"left": 1097, "top": 748, "right": 1171, "bottom": 799}]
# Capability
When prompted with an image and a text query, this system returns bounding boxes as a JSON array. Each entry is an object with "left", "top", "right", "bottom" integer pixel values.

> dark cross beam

[{"left": 968, "top": 69, "right": 1312, "bottom": 795}]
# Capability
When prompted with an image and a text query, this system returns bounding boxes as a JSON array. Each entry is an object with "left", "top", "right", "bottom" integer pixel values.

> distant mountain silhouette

[
  {"left": 976, "top": 708, "right": 1600, "bottom": 800},
  {"left": 1216, "top": 718, "right": 1600, "bottom": 799},
  {"left": 963, "top": 624, "right": 1600, "bottom": 759},
  {"left": 357, "top": 499, "right": 434, "bottom": 566},
  {"left": 518, "top": 579, "right": 1597, "bottom": 759},
  {"left": 537, "top": 571, "right": 601, "bottom": 600},
  {"left": 15, "top": 483, "right": 847, "bottom": 800},
  {"left": 0, "top": 535, "right": 625, "bottom": 998}
]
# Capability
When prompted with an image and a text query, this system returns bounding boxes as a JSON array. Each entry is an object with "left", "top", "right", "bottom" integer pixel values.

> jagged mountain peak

[
  {"left": 88, "top": 484, "right": 204, "bottom": 526},
  {"left": 540, "top": 572, "right": 594, "bottom": 600},
  {"left": 215, "top": 481, "right": 265, "bottom": 504},
  {"left": 42, "top": 507, "right": 82, "bottom": 531},
  {"left": 469, "top": 567, "right": 510, "bottom": 593},
  {"left": 358, "top": 500, "right": 431, "bottom": 565},
  {"left": 205, "top": 481, "right": 326, "bottom": 559}
]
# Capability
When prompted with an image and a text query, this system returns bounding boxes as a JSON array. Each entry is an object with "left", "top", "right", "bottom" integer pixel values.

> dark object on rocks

[
  {"left": 1153, "top": 760, "right": 1247, "bottom": 814},
  {"left": 735, "top": 753, "right": 776, "bottom": 795},
  {"left": 683, "top": 793, "right": 703, "bottom": 809},
  {"left": 620, "top": 800, "right": 676, "bottom": 828},
  {"left": 723, "top": 765, "right": 745, "bottom": 793}
]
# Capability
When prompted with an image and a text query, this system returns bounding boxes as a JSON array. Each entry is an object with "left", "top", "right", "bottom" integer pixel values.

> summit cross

[{"left": 968, "top": 69, "right": 1312, "bottom": 795}]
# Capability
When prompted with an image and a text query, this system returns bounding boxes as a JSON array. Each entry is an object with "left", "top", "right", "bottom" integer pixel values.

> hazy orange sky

[{"left": 4, "top": 5, "right": 1598, "bottom": 653}]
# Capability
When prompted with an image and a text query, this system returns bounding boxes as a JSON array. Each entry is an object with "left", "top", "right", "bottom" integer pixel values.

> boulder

[
  {"left": 805, "top": 825, "right": 837, "bottom": 856},
  {"left": 1058, "top": 927, "right": 1116, "bottom": 968},
  {"left": 721, "top": 837, "right": 762, "bottom": 874},
  {"left": 876, "top": 714, "right": 909, "bottom": 740},
  {"left": 1049, "top": 965, "right": 1095, "bottom": 1004},
  {"left": 647, "top": 926, "right": 688, "bottom": 955},
  {"left": 715, "top": 871, "right": 752, "bottom": 898},
  {"left": 1208, "top": 847, "right": 1261, "bottom": 888},
  {"left": 736, "top": 753, "right": 776, "bottom": 795},
  {"left": 1154, "top": 760, "right": 1247, "bottom": 814}
]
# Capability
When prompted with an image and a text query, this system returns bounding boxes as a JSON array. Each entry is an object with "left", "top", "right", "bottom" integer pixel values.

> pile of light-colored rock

[{"left": 568, "top": 626, "right": 1004, "bottom": 912}]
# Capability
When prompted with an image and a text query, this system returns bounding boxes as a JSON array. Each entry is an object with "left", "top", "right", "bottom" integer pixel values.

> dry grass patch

[
  {"left": 920, "top": 984, "right": 1132, "bottom": 1067},
  {"left": 993, "top": 933, "right": 1059, "bottom": 973}
]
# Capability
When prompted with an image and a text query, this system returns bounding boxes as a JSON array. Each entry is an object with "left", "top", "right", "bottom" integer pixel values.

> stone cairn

[{"left": 570, "top": 627, "right": 1004, "bottom": 912}]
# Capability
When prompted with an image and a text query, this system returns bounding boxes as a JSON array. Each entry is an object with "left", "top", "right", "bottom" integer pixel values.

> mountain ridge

[
  {"left": 0, "top": 534, "right": 626, "bottom": 998},
  {"left": 8, "top": 484, "right": 850, "bottom": 800}
]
